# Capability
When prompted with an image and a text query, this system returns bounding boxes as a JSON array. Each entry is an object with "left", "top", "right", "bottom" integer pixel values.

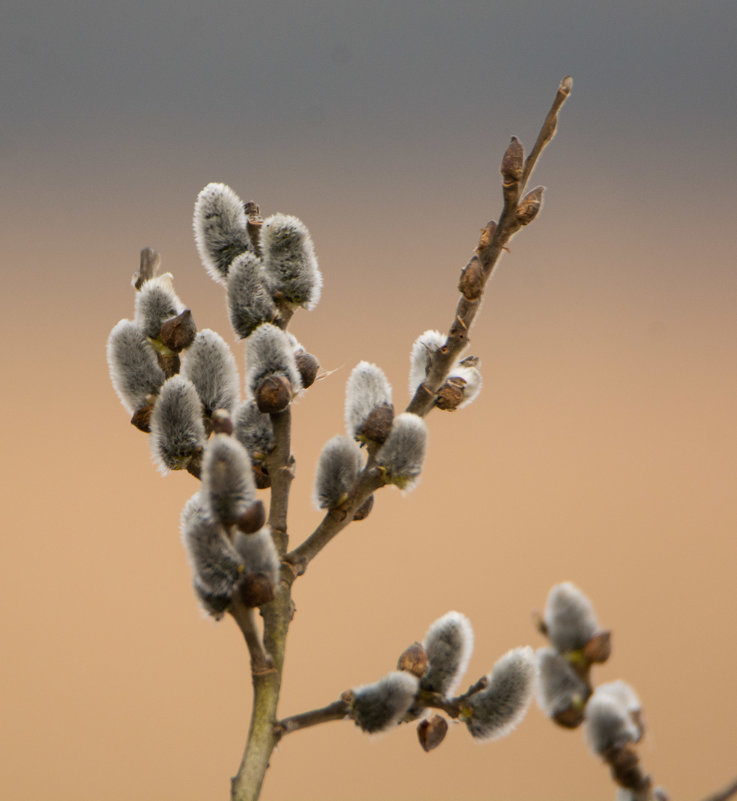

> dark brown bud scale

[
  {"left": 477, "top": 220, "right": 497, "bottom": 254},
  {"left": 253, "top": 463, "right": 271, "bottom": 489},
  {"left": 459, "top": 257, "right": 484, "bottom": 300},
  {"left": 501, "top": 136, "right": 524, "bottom": 185},
  {"left": 516, "top": 186, "right": 544, "bottom": 226},
  {"left": 583, "top": 630, "right": 612, "bottom": 664},
  {"left": 352, "top": 494, "right": 374, "bottom": 522},
  {"left": 236, "top": 499, "right": 266, "bottom": 534},
  {"left": 159, "top": 309, "right": 197, "bottom": 352},
  {"left": 210, "top": 408, "right": 234, "bottom": 435},
  {"left": 239, "top": 572, "right": 275, "bottom": 608},
  {"left": 130, "top": 403, "right": 155, "bottom": 432},
  {"left": 435, "top": 377, "right": 467, "bottom": 411},
  {"left": 552, "top": 703, "right": 586, "bottom": 729},
  {"left": 185, "top": 447, "right": 203, "bottom": 479},
  {"left": 256, "top": 375, "right": 292, "bottom": 414},
  {"left": 417, "top": 715, "right": 448, "bottom": 752},
  {"left": 156, "top": 351, "right": 181, "bottom": 378},
  {"left": 295, "top": 351, "right": 319, "bottom": 389},
  {"left": 397, "top": 642, "right": 429, "bottom": 678},
  {"left": 358, "top": 402, "right": 395, "bottom": 444}
]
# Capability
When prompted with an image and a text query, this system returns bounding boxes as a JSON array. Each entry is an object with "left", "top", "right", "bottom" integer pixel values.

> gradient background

[{"left": 2, "top": 2, "right": 736, "bottom": 800}]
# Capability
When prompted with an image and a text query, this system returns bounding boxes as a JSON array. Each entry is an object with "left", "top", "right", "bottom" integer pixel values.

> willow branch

[
  {"left": 228, "top": 596, "right": 274, "bottom": 675},
  {"left": 406, "top": 75, "right": 573, "bottom": 417},
  {"left": 285, "top": 467, "right": 385, "bottom": 574}
]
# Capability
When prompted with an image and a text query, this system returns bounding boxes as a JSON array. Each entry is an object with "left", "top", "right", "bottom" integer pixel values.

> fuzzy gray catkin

[
  {"left": 536, "top": 647, "right": 589, "bottom": 719},
  {"left": 313, "top": 436, "right": 363, "bottom": 510},
  {"left": 584, "top": 684, "right": 642, "bottom": 756},
  {"left": 375, "top": 413, "right": 427, "bottom": 490},
  {"left": 345, "top": 361, "right": 393, "bottom": 440},
  {"left": 463, "top": 646, "right": 537, "bottom": 742},
  {"left": 180, "top": 493, "right": 244, "bottom": 618},
  {"left": 544, "top": 582, "right": 600, "bottom": 653},
  {"left": 193, "top": 183, "right": 252, "bottom": 284},
  {"left": 181, "top": 329, "right": 240, "bottom": 416},
  {"left": 421, "top": 611, "right": 475, "bottom": 698},
  {"left": 227, "top": 251, "right": 277, "bottom": 338},
  {"left": 107, "top": 319, "right": 165, "bottom": 414},
  {"left": 150, "top": 376, "right": 207, "bottom": 472},
  {"left": 260, "top": 213, "right": 322, "bottom": 310},
  {"left": 233, "top": 400, "right": 275, "bottom": 460},
  {"left": 351, "top": 671, "right": 420, "bottom": 734},
  {"left": 134, "top": 274, "right": 185, "bottom": 339},
  {"left": 201, "top": 434, "right": 257, "bottom": 525},
  {"left": 245, "top": 323, "right": 302, "bottom": 398}
]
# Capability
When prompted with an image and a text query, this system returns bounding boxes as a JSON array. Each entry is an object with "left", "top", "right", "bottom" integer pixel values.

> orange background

[{"left": 2, "top": 4, "right": 736, "bottom": 800}]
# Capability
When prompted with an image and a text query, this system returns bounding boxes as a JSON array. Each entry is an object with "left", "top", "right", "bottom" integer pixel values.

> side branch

[
  {"left": 701, "top": 776, "right": 737, "bottom": 801},
  {"left": 274, "top": 699, "right": 350, "bottom": 740},
  {"left": 406, "top": 76, "right": 572, "bottom": 418}
]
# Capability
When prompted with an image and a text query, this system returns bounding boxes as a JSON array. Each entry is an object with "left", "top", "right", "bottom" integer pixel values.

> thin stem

[
  {"left": 266, "top": 407, "right": 293, "bottom": 554},
  {"left": 285, "top": 468, "right": 384, "bottom": 574},
  {"left": 228, "top": 597, "right": 274, "bottom": 675},
  {"left": 406, "top": 76, "right": 572, "bottom": 418},
  {"left": 275, "top": 699, "right": 351, "bottom": 740}
]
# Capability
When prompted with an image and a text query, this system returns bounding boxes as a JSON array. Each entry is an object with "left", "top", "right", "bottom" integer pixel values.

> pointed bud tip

[
  {"left": 417, "top": 715, "right": 448, "bottom": 752},
  {"left": 559, "top": 76, "right": 573, "bottom": 94}
]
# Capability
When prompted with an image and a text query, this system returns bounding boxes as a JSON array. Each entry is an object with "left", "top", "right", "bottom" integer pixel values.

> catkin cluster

[{"left": 344, "top": 611, "right": 536, "bottom": 752}]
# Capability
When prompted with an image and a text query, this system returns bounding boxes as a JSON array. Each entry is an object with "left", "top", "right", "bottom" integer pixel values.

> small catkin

[
  {"left": 345, "top": 361, "right": 393, "bottom": 441},
  {"left": 544, "top": 582, "right": 600, "bottom": 653},
  {"left": 597, "top": 680, "right": 642, "bottom": 719},
  {"left": 451, "top": 362, "right": 483, "bottom": 409},
  {"left": 233, "top": 400, "right": 275, "bottom": 460},
  {"left": 134, "top": 274, "right": 185, "bottom": 339},
  {"left": 245, "top": 323, "right": 302, "bottom": 399},
  {"left": 421, "top": 611, "right": 475, "bottom": 698},
  {"left": 351, "top": 671, "right": 420, "bottom": 734},
  {"left": 464, "top": 646, "right": 537, "bottom": 742},
  {"left": 375, "top": 413, "right": 427, "bottom": 490},
  {"left": 180, "top": 493, "right": 244, "bottom": 618},
  {"left": 227, "top": 251, "right": 277, "bottom": 338},
  {"left": 107, "top": 319, "right": 165, "bottom": 414},
  {"left": 150, "top": 376, "right": 207, "bottom": 473},
  {"left": 260, "top": 213, "right": 322, "bottom": 310},
  {"left": 313, "top": 436, "right": 363, "bottom": 510},
  {"left": 536, "top": 647, "right": 589, "bottom": 719},
  {"left": 584, "top": 685, "right": 642, "bottom": 756},
  {"left": 201, "top": 434, "right": 257, "bottom": 526},
  {"left": 181, "top": 329, "right": 240, "bottom": 416},
  {"left": 409, "top": 330, "right": 446, "bottom": 396},
  {"left": 193, "top": 182, "right": 252, "bottom": 284}
]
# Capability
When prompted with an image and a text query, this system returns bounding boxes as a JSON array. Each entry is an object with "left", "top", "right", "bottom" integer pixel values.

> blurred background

[{"left": 2, "top": 2, "right": 736, "bottom": 800}]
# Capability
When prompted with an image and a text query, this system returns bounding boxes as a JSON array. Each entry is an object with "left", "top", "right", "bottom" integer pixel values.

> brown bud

[
  {"left": 417, "top": 716, "right": 448, "bottom": 752},
  {"left": 295, "top": 351, "right": 319, "bottom": 389},
  {"left": 358, "top": 402, "right": 394, "bottom": 444},
  {"left": 558, "top": 75, "right": 573, "bottom": 97},
  {"left": 605, "top": 742, "right": 649, "bottom": 791},
  {"left": 477, "top": 220, "right": 497, "bottom": 254},
  {"left": 435, "top": 377, "right": 466, "bottom": 411},
  {"left": 583, "top": 630, "right": 612, "bottom": 664},
  {"left": 159, "top": 309, "right": 197, "bottom": 352},
  {"left": 552, "top": 702, "right": 586, "bottom": 729},
  {"left": 130, "top": 402, "right": 155, "bottom": 432},
  {"left": 352, "top": 494, "right": 374, "bottom": 522},
  {"left": 256, "top": 375, "right": 292, "bottom": 414},
  {"left": 253, "top": 463, "right": 271, "bottom": 489},
  {"left": 239, "top": 572, "right": 275, "bottom": 608},
  {"left": 397, "top": 642, "right": 429, "bottom": 678},
  {"left": 501, "top": 136, "right": 524, "bottom": 185},
  {"left": 531, "top": 609, "right": 548, "bottom": 637},
  {"left": 458, "top": 256, "right": 484, "bottom": 300},
  {"left": 516, "top": 186, "right": 544, "bottom": 226},
  {"left": 236, "top": 500, "right": 266, "bottom": 534},
  {"left": 133, "top": 247, "right": 161, "bottom": 289},
  {"left": 210, "top": 408, "right": 234, "bottom": 435}
]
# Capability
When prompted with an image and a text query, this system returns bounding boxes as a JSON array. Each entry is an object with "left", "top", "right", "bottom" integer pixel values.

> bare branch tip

[{"left": 559, "top": 75, "right": 573, "bottom": 95}]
